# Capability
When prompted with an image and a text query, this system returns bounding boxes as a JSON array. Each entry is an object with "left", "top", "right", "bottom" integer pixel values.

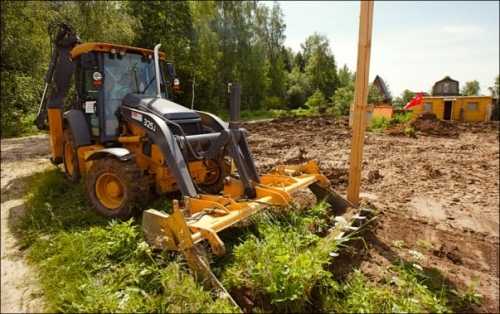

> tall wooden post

[{"left": 347, "top": 1, "right": 374, "bottom": 206}]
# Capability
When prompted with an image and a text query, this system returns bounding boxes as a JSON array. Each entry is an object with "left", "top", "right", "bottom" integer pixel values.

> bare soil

[
  {"left": 1, "top": 134, "right": 50, "bottom": 313},
  {"left": 1, "top": 117, "right": 498, "bottom": 312},
  {"left": 243, "top": 116, "right": 499, "bottom": 313}
]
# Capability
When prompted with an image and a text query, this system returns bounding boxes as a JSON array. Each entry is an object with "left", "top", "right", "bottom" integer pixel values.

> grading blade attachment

[
  {"left": 141, "top": 160, "right": 373, "bottom": 307},
  {"left": 142, "top": 160, "right": 332, "bottom": 255}
]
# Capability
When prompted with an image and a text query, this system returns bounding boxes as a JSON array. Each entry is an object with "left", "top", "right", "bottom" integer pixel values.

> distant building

[
  {"left": 410, "top": 76, "right": 493, "bottom": 122},
  {"left": 369, "top": 75, "right": 394, "bottom": 122},
  {"left": 372, "top": 75, "right": 392, "bottom": 103},
  {"left": 432, "top": 76, "right": 460, "bottom": 96},
  {"left": 350, "top": 75, "right": 394, "bottom": 127}
]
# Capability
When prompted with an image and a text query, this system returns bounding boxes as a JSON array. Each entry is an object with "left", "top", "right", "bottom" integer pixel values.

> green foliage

[
  {"left": 0, "top": 1, "right": 138, "bottom": 138},
  {"left": 19, "top": 170, "right": 481, "bottom": 312},
  {"left": 21, "top": 169, "right": 236, "bottom": 313},
  {"left": 286, "top": 67, "right": 311, "bottom": 109},
  {"left": 305, "top": 89, "right": 326, "bottom": 110},
  {"left": 368, "top": 112, "right": 413, "bottom": 133},
  {"left": 391, "top": 111, "right": 413, "bottom": 124},
  {"left": 368, "top": 116, "right": 390, "bottom": 131},
  {"left": 222, "top": 203, "right": 338, "bottom": 312},
  {"left": 368, "top": 83, "right": 384, "bottom": 104},
  {"left": 332, "top": 85, "right": 354, "bottom": 116},
  {"left": 461, "top": 80, "right": 480, "bottom": 96},
  {"left": 322, "top": 266, "right": 451, "bottom": 313},
  {"left": 303, "top": 33, "right": 338, "bottom": 98},
  {"left": 20, "top": 169, "right": 107, "bottom": 246},
  {"left": 402, "top": 89, "right": 416, "bottom": 104},
  {"left": 337, "top": 64, "right": 354, "bottom": 89}
]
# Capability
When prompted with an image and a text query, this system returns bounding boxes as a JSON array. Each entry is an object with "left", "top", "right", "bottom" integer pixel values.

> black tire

[
  {"left": 62, "top": 129, "right": 81, "bottom": 182},
  {"left": 85, "top": 158, "right": 151, "bottom": 219}
]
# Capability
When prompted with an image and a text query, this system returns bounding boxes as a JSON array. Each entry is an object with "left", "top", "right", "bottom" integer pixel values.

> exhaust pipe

[
  {"left": 228, "top": 83, "right": 241, "bottom": 129},
  {"left": 154, "top": 44, "right": 162, "bottom": 98}
]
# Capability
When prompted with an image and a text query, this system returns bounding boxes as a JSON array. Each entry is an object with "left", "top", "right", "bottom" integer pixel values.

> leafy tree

[
  {"left": 488, "top": 75, "right": 499, "bottom": 98},
  {"left": 286, "top": 67, "right": 310, "bottom": 109},
  {"left": 401, "top": 89, "right": 416, "bottom": 105},
  {"left": 128, "top": 1, "right": 194, "bottom": 105},
  {"left": 294, "top": 52, "right": 306, "bottom": 72},
  {"left": 461, "top": 80, "right": 480, "bottom": 96},
  {"left": 337, "top": 64, "right": 354, "bottom": 89},
  {"left": 331, "top": 85, "right": 354, "bottom": 116},
  {"left": 302, "top": 33, "right": 338, "bottom": 98}
]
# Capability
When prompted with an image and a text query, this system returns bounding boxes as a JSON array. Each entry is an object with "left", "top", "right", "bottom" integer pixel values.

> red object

[{"left": 404, "top": 93, "right": 424, "bottom": 110}]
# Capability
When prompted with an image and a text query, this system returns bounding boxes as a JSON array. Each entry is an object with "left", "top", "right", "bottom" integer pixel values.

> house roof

[{"left": 373, "top": 75, "right": 392, "bottom": 102}]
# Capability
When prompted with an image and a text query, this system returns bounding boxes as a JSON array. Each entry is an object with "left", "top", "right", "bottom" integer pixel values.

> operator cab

[{"left": 73, "top": 43, "right": 199, "bottom": 142}]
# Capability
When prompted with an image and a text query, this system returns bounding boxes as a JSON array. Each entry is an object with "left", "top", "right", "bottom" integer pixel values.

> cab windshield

[{"left": 103, "top": 53, "right": 165, "bottom": 137}]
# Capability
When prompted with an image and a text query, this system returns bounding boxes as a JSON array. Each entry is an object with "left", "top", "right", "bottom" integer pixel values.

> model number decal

[{"left": 143, "top": 117, "right": 157, "bottom": 132}]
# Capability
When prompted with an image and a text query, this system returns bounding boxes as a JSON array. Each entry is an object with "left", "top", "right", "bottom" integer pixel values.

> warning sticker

[
  {"left": 131, "top": 111, "right": 143, "bottom": 122},
  {"left": 84, "top": 101, "right": 96, "bottom": 114}
]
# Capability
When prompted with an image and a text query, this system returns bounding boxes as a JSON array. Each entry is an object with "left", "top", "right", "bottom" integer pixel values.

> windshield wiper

[
  {"left": 140, "top": 76, "right": 155, "bottom": 95},
  {"left": 130, "top": 63, "right": 140, "bottom": 93}
]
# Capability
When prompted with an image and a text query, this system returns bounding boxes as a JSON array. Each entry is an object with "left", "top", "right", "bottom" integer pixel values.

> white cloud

[{"left": 441, "top": 25, "right": 485, "bottom": 35}]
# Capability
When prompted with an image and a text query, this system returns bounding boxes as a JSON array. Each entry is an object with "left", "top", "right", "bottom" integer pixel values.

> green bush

[
  {"left": 391, "top": 111, "right": 413, "bottom": 124},
  {"left": 222, "top": 204, "right": 339, "bottom": 312},
  {"left": 305, "top": 89, "right": 327, "bottom": 110},
  {"left": 368, "top": 116, "right": 390, "bottom": 131}
]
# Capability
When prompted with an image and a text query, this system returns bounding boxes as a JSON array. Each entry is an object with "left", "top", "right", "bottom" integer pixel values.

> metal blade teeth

[{"left": 353, "top": 214, "right": 366, "bottom": 220}]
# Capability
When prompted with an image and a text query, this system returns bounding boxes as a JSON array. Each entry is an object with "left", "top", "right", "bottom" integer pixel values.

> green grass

[
  {"left": 222, "top": 206, "right": 338, "bottom": 312},
  {"left": 19, "top": 169, "right": 481, "bottom": 313},
  {"left": 322, "top": 265, "right": 451, "bottom": 313},
  {"left": 19, "top": 169, "right": 236, "bottom": 313}
]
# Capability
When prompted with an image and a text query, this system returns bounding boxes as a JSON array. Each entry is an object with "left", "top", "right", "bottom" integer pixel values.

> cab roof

[{"left": 70, "top": 42, "right": 166, "bottom": 60}]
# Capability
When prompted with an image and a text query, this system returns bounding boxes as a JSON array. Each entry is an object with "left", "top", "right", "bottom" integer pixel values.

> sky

[{"left": 272, "top": 1, "right": 499, "bottom": 97}]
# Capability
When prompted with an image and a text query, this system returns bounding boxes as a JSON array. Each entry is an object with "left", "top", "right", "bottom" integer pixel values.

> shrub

[
  {"left": 369, "top": 116, "right": 390, "bottom": 131},
  {"left": 305, "top": 89, "right": 327, "bottom": 111},
  {"left": 391, "top": 111, "right": 413, "bottom": 124},
  {"left": 222, "top": 203, "right": 339, "bottom": 312}
]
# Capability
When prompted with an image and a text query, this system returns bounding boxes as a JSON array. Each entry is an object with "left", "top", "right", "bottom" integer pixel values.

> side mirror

[{"left": 166, "top": 63, "right": 176, "bottom": 80}]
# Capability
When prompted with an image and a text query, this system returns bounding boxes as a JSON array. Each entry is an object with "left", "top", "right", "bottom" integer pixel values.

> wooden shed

[
  {"left": 411, "top": 96, "right": 493, "bottom": 122},
  {"left": 409, "top": 76, "right": 493, "bottom": 122}
]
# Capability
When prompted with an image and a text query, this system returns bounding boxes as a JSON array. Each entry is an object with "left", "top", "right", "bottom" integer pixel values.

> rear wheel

[
  {"left": 86, "top": 158, "right": 150, "bottom": 219},
  {"left": 63, "top": 129, "right": 80, "bottom": 182}
]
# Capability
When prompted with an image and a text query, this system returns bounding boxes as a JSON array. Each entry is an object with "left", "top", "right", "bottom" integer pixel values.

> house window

[
  {"left": 423, "top": 102, "right": 432, "bottom": 112},
  {"left": 467, "top": 102, "right": 478, "bottom": 111}
]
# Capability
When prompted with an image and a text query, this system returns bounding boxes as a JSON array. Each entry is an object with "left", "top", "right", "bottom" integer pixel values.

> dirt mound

[{"left": 410, "top": 112, "right": 458, "bottom": 137}]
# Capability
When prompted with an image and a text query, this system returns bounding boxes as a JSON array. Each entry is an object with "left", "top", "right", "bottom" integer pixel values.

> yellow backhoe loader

[{"left": 36, "top": 23, "right": 370, "bottom": 306}]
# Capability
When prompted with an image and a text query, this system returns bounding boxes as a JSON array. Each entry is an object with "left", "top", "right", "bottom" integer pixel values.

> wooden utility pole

[{"left": 347, "top": 1, "right": 374, "bottom": 206}]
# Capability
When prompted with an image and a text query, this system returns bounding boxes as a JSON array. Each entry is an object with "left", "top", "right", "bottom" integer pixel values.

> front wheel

[{"left": 85, "top": 158, "right": 150, "bottom": 219}]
